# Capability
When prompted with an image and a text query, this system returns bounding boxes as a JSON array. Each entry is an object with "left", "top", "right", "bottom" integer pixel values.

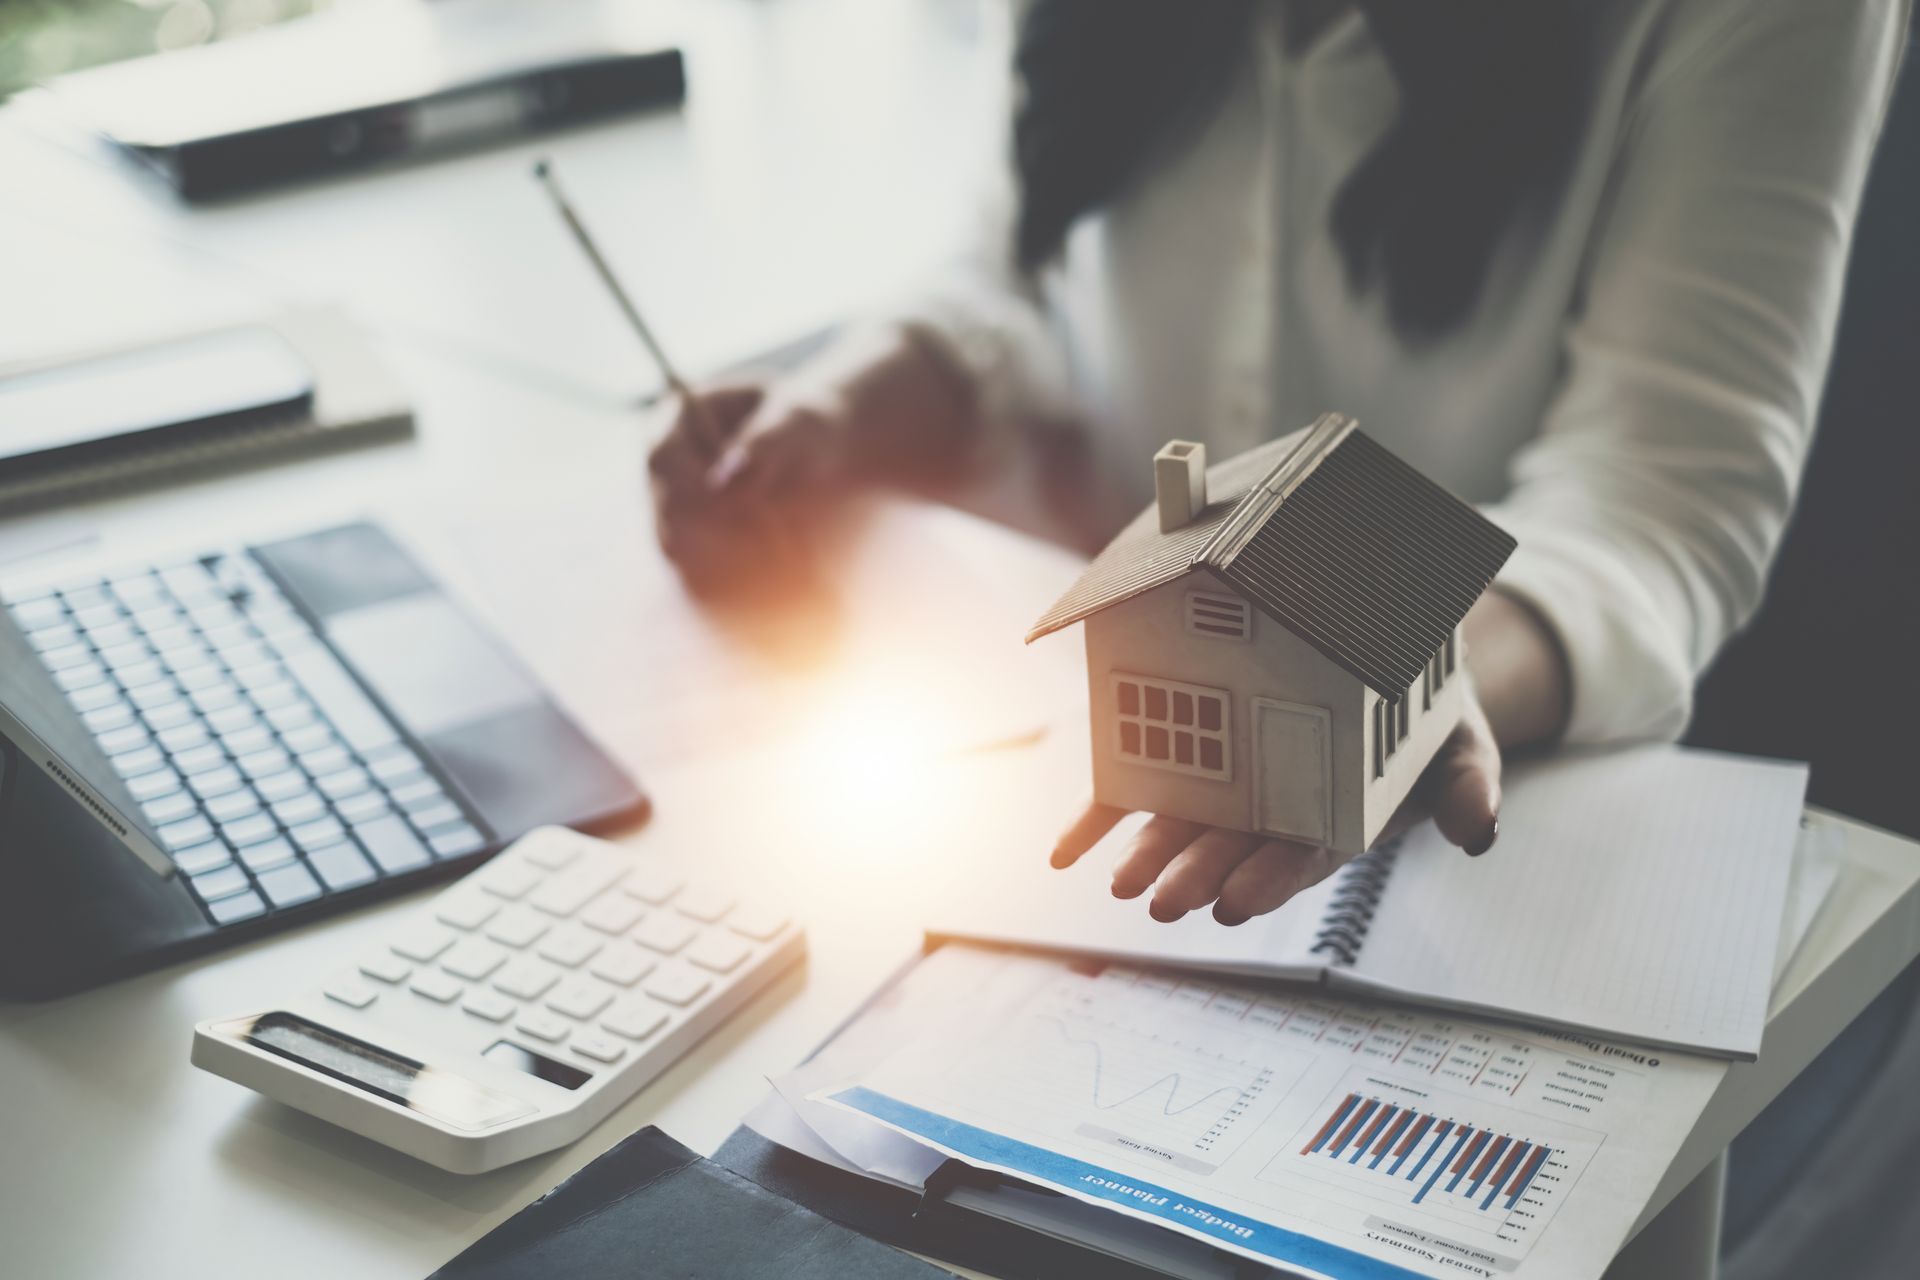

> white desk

[{"left": 2, "top": 3, "right": 1918, "bottom": 1277}]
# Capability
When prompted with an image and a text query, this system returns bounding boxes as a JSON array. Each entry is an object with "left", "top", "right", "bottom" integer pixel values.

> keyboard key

[
  {"left": 219, "top": 812, "right": 277, "bottom": 847},
  {"left": 334, "top": 790, "right": 392, "bottom": 824},
  {"left": 141, "top": 701, "right": 195, "bottom": 732},
  {"left": 111, "top": 744, "right": 167, "bottom": 779},
  {"left": 307, "top": 841, "right": 377, "bottom": 891},
  {"left": 429, "top": 824, "right": 487, "bottom": 859},
  {"left": 601, "top": 1000, "right": 667, "bottom": 1042},
  {"left": 580, "top": 892, "right": 645, "bottom": 935},
  {"left": 675, "top": 885, "right": 736, "bottom": 924},
  {"left": 478, "top": 861, "right": 540, "bottom": 901},
  {"left": 274, "top": 794, "right": 328, "bottom": 827},
  {"left": 254, "top": 770, "right": 310, "bottom": 803},
  {"left": 588, "top": 945, "right": 655, "bottom": 988},
  {"left": 39, "top": 642, "right": 97, "bottom": 673},
  {"left": 276, "top": 644, "right": 400, "bottom": 752},
  {"left": 546, "top": 976, "right": 613, "bottom": 1021},
  {"left": 360, "top": 952, "right": 412, "bottom": 983},
  {"left": 237, "top": 837, "right": 298, "bottom": 872},
  {"left": 61, "top": 583, "right": 112, "bottom": 611},
  {"left": 366, "top": 748, "right": 426, "bottom": 785},
  {"left": 190, "top": 864, "right": 252, "bottom": 902},
  {"left": 187, "top": 766, "right": 245, "bottom": 800},
  {"left": 175, "top": 664, "right": 227, "bottom": 693},
  {"left": 9, "top": 597, "right": 65, "bottom": 629},
  {"left": 231, "top": 661, "right": 286, "bottom": 692},
  {"left": 256, "top": 861, "right": 323, "bottom": 908},
  {"left": 67, "top": 682, "right": 123, "bottom": 714},
  {"left": 54, "top": 662, "right": 109, "bottom": 693},
  {"left": 126, "top": 768, "right": 184, "bottom": 803},
  {"left": 687, "top": 934, "right": 751, "bottom": 975},
  {"left": 289, "top": 815, "right": 346, "bottom": 852},
  {"left": 409, "top": 970, "right": 464, "bottom": 1003},
  {"left": 115, "top": 660, "right": 168, "bottom": 690},
  {"left": 235, "top": 747, "right": 290, "bottom": 779},
  {"left": 324, "top": 977, "right": 379, "bottom": 1009},
  {"left": 494, "top": 957, "right": 560, "bottom": 1001},
  {"left": 26, "top": 622, "right": 80, "bottom": 652},
  {"left": 354, "top": 814, "right": 432, "bottom": 874},
  {"left": 142, "top": 792, "right": 198, "bottom": 826},
  {"left": 622, "top": 864, "right": 684, "bottom": 905},
  {"left": 220, "top": 724, "right": 275, "bottom": 757},
  {"left": 435, "top": 893, "right": 499, "bottom": 931},
  {"left": 156, "top": 721, "right": 211, "bottom": 752},
  {"left": 279, "top": 722, "right": 333, "bottom": 754},
  {"left": 71, "top": 602, "right": 122, "bottom": 630},
  {"left": 170, "top": 842, "right": 232, "bottom": 876},
  {"left": 160, "top": 817, "right": 216, "bottom": 852},
  {"left": 440, "top": 938, "right": 508, "bottom": 981},
  {"left": 298, "top": 743, "right": 352, "bottom": 776},
  {"left": 388, "top": 776, "right": 447, "bottom": 810},
  {"left": 570, "top": 1033, "right": 627, "bottom": 1064},
  {"left": 128, "top": 682, "right": 184, "bottom": 713},
  {"left": 408, "top": 799, "right": 466, "bottom": 833},
  {"left": 204, "top": 704, "right": 258, "bottom": 736},
  {"left": 97, "top": 640, "right": 153, "bottom": 670},
  {"left": 633, "top": 914, "right": 695, "bottom": 955},
  {"left": 206, "top": 789, "right": 260, "bottom": 823},
  {"left": 98, "top": 723, "right": 151, "bottom": 756},
  {"left": 171, "top": 742, "right": 226, "bottom": 776},
  {"left": 315, "top": 767, "right": 373, "bottom": 802},
  {"left": 461, "top": 990, "right": 517, "bottom": 1023},
  {"left": 530, "top": 862, "right": 625, "bottom": 917},
  {"left": 390, "top": 923, "right": 456, "bottom": 962},
  {"left": 535, "top": 925, "right": 602, "bottom": 968},
  {"left": 81, "top": 702, "right": 136, "bottom": 734},
  {"left": 264, "top": 702, "right": 317, "bottom": 733},
  {"left": 189, "top": 685, "right": 241, "bottom": 715},
  {"left": 207, "top": 890, "right": 267, "bottom": 925},
  {"left": 513, "top": 1010, "right": 571, "bottom": 1044},
  {"left": 484, "top": 905, "right": 550, "bottom": 948},
  {"left": 727, "top": 906, "right": 792, "bottom": 941},
  {"left": 642, "top": 966, "right": 711, "bottom": 1007}
]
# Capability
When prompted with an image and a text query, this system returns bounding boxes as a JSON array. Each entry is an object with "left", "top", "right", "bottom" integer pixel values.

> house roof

[{"left": 1027, "top": 413, "right": 1518, "bottom": 701}]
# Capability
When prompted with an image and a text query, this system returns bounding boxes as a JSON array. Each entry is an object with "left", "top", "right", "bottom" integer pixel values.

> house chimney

[{"left": 1154, "top": 440, "right": 1208, "bottom": 532}]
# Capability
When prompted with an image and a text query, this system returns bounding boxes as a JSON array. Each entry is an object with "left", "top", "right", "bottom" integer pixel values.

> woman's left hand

[{"left": 1048, "top": 678, "right": 1504, "bottom": 925}]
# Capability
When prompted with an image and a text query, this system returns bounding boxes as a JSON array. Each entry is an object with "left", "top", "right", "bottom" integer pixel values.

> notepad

[{"left": 930, "top": 746, "right": 1808, "bottom": 1058}]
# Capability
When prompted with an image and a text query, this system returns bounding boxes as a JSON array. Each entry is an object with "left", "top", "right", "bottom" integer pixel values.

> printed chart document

[
  {"left": 817, "top": 945, "right": 1727, "bottom": 1280},
  {"left": 929, "top": 746, "right": 1808, "bottom": 1057}
]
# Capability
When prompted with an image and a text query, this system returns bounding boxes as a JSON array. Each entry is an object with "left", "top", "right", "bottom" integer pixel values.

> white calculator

[{"left": 192, "top": 826, "right": 803, "bottom": 1173}]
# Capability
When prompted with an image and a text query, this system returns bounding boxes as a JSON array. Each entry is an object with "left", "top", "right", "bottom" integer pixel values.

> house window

[
  {"left": 1112, "top": 674, "right": 1231, "bottom": 781},
  {"left": 1373, "top": 698, "right": 1386, "bottom": 778},
  {"left": 1445, "top": 632, "right": 1457, "bottom": 676},
  {"left": 1186, "top": 591, "right": 1252, "bottom": 642}
]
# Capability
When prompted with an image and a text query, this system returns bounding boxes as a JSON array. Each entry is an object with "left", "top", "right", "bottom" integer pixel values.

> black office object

[
  {"left": 0, "top": 521, "right": 646, "bottom": 1000},
  {"left": 429, "top": 1125, "right": 957, "bottom": 1279}
]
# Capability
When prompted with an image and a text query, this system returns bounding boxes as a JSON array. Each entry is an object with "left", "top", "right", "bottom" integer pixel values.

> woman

[{"left": 650, "top": 0, "right": 1906, "bottom": 925}]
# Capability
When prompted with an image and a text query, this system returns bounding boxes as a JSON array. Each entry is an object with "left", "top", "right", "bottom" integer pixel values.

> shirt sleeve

[
  {"left": 1483, "top": 0, "right": 1908, "bottom": 744},
  {"left": 877, "top": 0, "right": 1078, "bottom": 429}
]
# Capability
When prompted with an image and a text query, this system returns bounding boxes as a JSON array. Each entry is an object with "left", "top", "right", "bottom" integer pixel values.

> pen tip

[{"left": 532, "top": 158, "right": 550, "bottom": 180}]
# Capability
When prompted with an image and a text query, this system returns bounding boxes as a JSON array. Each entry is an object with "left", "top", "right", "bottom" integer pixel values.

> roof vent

[{"left": 1154, "top": 440, "right": 1208, "bottom": 532}]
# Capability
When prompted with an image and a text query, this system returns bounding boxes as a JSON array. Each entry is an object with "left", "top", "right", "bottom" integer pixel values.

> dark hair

[{"left": 1012, "top": 0, "right": 1598, "bottom": 337}]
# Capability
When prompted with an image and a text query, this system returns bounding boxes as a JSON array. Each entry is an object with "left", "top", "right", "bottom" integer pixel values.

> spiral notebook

[{"left": 929, "top": 746, "right": 1809, "bottom": 1059}]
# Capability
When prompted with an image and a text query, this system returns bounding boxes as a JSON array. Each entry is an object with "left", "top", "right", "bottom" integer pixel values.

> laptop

[{"left": 0, "top": 521, "right": 646, "bottom": 1000}]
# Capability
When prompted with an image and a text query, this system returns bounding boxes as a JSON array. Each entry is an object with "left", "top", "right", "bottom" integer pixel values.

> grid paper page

[{"left": 1345, "top": 747, "right": 1807, "bottom": 1057}]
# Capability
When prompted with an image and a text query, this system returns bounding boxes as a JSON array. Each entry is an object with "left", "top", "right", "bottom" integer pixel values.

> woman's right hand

[{"left": 647, "top": 325, "right": 978, "bottom": 596}]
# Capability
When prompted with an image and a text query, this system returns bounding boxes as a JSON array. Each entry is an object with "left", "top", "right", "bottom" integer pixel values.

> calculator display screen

[{"left": 225, "top": 1012, "right": 534, "bottom": 1131}]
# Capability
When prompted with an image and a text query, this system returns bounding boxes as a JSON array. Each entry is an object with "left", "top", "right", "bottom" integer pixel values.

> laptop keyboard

[{"left": 5, "top": 550, "right": 490, "bottom": 926}]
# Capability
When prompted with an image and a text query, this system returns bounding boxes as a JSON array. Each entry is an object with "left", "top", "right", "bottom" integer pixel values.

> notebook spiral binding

[{"left": 1308, "top": 837, "right": 1403, "bottom": 967}]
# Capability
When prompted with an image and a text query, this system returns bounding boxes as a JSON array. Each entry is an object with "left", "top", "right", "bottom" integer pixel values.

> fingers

[
  {"left": 1424, "top": 696, "right": 1502, "bottom": 855},
  {"left": 707, "top": 402, "right": 843, "bottom": 498},
  {"left": 1051, "top": 801, "right": 1127, "bottom": 869},
  {"left": 1149, "top": 828, "right": 1261, "bottom": 922},
  {"left": 1214, "top": 841, "right": 1342, "bottom": 924},
  {"left": 1110, "top": 816, "right": 1206, "bottom": 901}
]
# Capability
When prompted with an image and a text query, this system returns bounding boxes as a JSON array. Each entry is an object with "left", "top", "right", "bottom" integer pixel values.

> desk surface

[{"left": 3, "top": 3, "right": 1919, "bottom": 1277}]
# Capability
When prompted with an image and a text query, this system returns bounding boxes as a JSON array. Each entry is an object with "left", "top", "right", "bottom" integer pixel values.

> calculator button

[
  {"left": 461, "top": 990, "right": 516, "bottom": 1023},
  {"left": 521, "top": 835, "right": 582, "bottom": 871},
  {"left": 633, "top": 914, "right": 695, "bottom": 955},
  {"left": 428, "top": 824, "right": 488, "bottom": 859},
  {"left": 601, "top": 1001, "right": 668, "bottom": 1042},
  {"left": 530, "top": 863, "right": 625, "bottom": 917},
  {"left": 643, "top": 967, "right": 711, "bottom": 1007},
  {"left": 484, "top": 905, "right": 550, "bottom": 949},
  {"left": 727, "top": 906, "right": 792, "bottom": 941},
  {"left": 390, "top": 924, "right": 456, "bottom": 963},
  {"left": 546, "top": 976, "right": 614, "bottom": 1021},
  {"left": 571, "top": 1033, "right": 627, "bottom": 1064},
  {"left": 325, "top": 978, "right": 380, "bottom": 1009},
  {"left": 478, "top": 861, "right": 540, "bottom": 901},
  {"left": 440, "top": 938, "right": 508, "bottom": 982},
  {"left": 588, "top": 945, "right": 655, "bottom": 988},
  {"left": 307, "top": 842, "right": 377, "bottom": 891},
  {"left": 621, "top": 865, "right": 684, "bottom": 905},
  {"left": 354, "top": 815, "right": 432, "bottom": 874},
  {"left": 360, "top": 952, "right": 413, "bottom": 984},
  {"left": 580, "top": 892, "right": 644, "bottom": 935},
  {"left": 435, "top": 893, "right": 500, "bottom": 932},
  {"left": 494, "top": 957, "right": 561, "bottom": 1001},
  {"left": 535, "top": 925, "right": 602, "bottom": 969},
  {"left": 409, "top": 970, "right": 465, "bottom": 1004},
  {"left": 514, "top": 1011, "right": 571, "bottom": 1044},
  {"left": 687, "top": 935, "right": 751, "bottom": 975},
  {"left": 256, "top": 861, "right": 323, "bottom": 909},
  {"left": 238, "top": 837, "right": 298, "bottom": 872}
]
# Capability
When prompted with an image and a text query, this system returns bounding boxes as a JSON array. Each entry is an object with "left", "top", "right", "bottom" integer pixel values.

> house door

[{"left": 1252, "top": 698, "right": 1331, "bottom": 845}]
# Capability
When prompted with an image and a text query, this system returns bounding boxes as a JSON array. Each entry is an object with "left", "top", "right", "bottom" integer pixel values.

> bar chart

[{"left": 1298, "top": 1092, "right": 1555, "bottom": 1212}]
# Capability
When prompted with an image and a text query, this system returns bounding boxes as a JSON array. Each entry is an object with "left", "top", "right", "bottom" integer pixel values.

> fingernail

[
  {"left": 1050, "top": 849, "right": 1070, "bottom": 869},
  {"left": 706, "top": 452, "right": 744, "bottom": 489},
  {"left": 1214, "top": 907, "right": 1248, "bottom": 927},
  {"left": 1148, "top": 900, "right": 1186, "bottom": 923},
  {"left": 1466, "top": 817, "right": 1499, "bottom": 857},
  {"left": 1112, "top": 879, "right": 1144, "bottom": 900}
]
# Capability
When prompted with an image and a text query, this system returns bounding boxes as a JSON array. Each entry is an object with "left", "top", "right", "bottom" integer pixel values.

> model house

[{"left": 1028, "top": 413, "right": 1517, "bottom": 856}]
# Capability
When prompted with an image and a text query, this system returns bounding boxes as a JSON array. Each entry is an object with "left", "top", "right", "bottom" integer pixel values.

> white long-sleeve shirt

[{"left": 901, "top": 0, "right": 1907, "bottom": 745}]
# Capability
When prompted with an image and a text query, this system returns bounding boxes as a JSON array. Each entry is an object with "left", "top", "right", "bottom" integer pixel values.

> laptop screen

[{"left": 0, "top": 608, "right": 173, "bottom": 876}]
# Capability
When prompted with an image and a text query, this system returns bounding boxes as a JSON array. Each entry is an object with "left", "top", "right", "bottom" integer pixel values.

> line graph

[{"left": 1049, "top": 1017, "right": 1256, "bottom": 1119}]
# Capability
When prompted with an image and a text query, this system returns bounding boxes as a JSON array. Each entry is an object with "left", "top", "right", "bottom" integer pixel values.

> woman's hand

[
  {"left": 1048, "top": 590, "right": 1569, "bottom": 924},
  {"left": 647, "top": 325, "right": 978, "bottom": 596}
]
